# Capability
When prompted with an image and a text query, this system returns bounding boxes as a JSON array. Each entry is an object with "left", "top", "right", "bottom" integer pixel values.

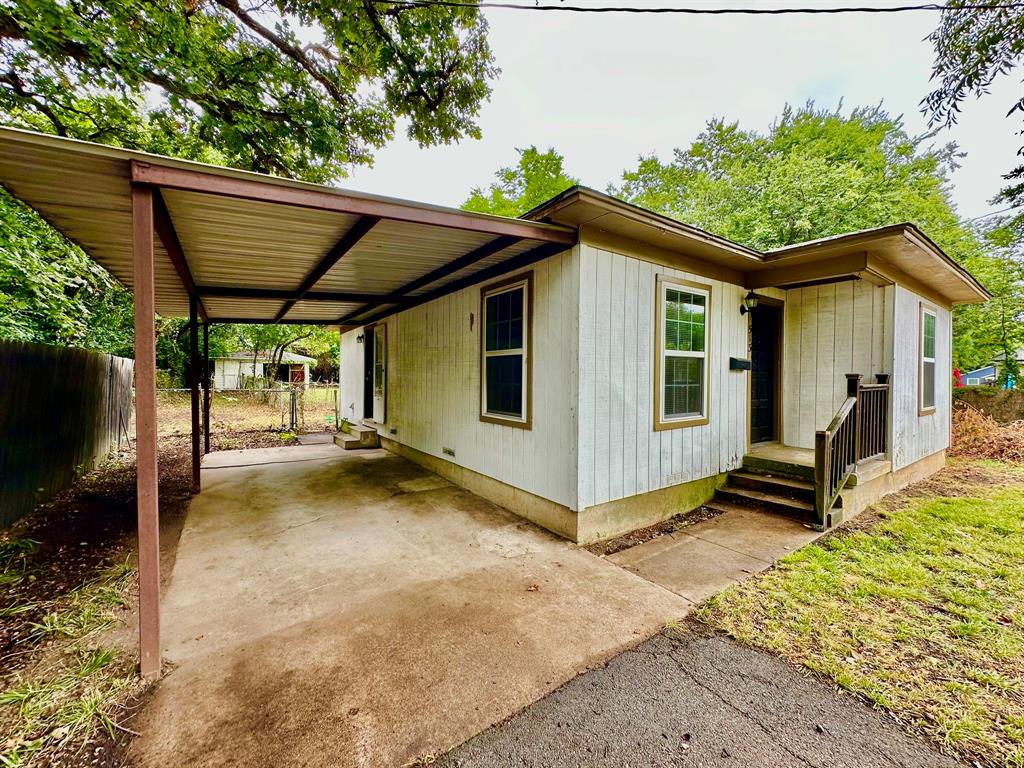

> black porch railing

[{"left": 813, "top": 373, "right": 890, "bottom": 529}]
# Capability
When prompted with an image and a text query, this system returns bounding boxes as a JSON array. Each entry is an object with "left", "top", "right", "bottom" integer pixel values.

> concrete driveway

[{"left": 130, "top": 443, "right": 688, "bottom": 768}]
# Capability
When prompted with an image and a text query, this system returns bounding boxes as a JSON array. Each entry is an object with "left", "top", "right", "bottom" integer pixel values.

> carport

[{"left": 0, "top": 127, "right": 577, "bottom": 678}]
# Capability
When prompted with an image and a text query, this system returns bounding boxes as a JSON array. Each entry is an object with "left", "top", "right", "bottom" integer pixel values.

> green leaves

[
  {"left": 612, "top": 103, "right": 1023, "bottom": 374},
  {"left": 0, "top": 0, "right": 497, "bottom": 182},
  {"left": 924, "top": 5, "right": 1024, "bottom": 236},
  {"left": 462, "top": 146, "right": 578, "bottom": 217}
]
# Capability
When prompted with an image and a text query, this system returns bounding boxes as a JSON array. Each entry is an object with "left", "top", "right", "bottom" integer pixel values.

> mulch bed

[{"left": 585, "top": 505, "right": 723, "bottom": 557}]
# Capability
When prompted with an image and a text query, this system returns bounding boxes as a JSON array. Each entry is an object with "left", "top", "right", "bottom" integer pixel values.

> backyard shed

[
  {"left": 212, "top": 350, "right": 316, "bottom": 388},
  {"left": 0, "top": 128, "right": 989, "bottom": 680}
]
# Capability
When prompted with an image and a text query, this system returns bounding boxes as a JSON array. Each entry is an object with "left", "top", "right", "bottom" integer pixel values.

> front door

[
  {"left": 372, "top": 324, "right": 386, "bottom": 423},
  {"left": 750, "top": 303, "right": 780, "bottom": 443}
]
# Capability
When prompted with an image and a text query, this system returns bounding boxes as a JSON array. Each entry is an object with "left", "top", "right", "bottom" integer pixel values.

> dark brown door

[{"left": 750, "top": 304, "right": 780, "bottom": 443}]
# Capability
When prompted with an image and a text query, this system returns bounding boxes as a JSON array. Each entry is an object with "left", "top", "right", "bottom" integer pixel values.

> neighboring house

[
  {"left": 964, "top": 349, "right": 1023, "bottom": 386},
  {"left": 339, "top": 188, "right": 989, "bottom": 543},
  {"left": 963, "top": 365, "right": 997, "bottom": 386},
  {"left": 213, "top": 350, "right": 314, "bottom": 389}
]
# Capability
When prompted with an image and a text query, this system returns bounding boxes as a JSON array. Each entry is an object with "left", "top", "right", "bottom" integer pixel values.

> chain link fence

[{"left": 156, "top": 384, "right": 339, "bottom": 436}]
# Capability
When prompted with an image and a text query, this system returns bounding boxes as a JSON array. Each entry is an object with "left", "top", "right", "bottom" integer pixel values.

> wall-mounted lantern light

[
  {"left": 740, "top": 290, "right": 759, "bottom": 315},
  {"left": 356, "top": 334, "right": 365, "bottom": 344}
]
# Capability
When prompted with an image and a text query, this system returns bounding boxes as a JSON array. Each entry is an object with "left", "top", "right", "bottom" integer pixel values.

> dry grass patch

[{"left": 698, "top": 461, "right": 1024, "bottom": 768}]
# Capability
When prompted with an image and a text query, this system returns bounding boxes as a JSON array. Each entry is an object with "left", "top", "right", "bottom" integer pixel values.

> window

[
  {"left": 655, "top": 276, "right": 711, "bottom": 430},
  {"left": 480, "top": 273, "right": 531, "bottom": 427},
  {"left": 920, "top": 305, "right": 937, "bottom": 413}
]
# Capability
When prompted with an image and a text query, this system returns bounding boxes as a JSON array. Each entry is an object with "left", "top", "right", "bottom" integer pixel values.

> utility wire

[{"left": 371, "top": 0, "right": 1024, "bottom": 13}]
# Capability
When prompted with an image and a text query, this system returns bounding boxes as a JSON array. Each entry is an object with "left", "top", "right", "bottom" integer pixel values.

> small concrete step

[
  {"left": 741, "top": 455, "right": 814, "bottom": 482},
  {"left": 716, "top": 485, "right": 816, "bottom": 522},
  {"left": 334, "top": 433, "right": 371, "bottom": 450},
  {"left": 727, "top": 471, "right": 815, "bottom": 503},
  {"left": 341, "top": 421, "right": 380, "bottom": 448}
]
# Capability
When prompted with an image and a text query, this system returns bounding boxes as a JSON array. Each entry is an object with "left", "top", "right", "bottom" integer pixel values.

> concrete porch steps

[
  {"left": 710, "top": 455, "right": 821, "bottom": 525},
  {"left": 334, "top": 422, "right": 380, "bottom": 450}
]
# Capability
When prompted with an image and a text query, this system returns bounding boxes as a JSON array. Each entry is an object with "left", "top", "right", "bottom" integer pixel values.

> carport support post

[
  {"left": 132, "top": 183, "right": 161, "bottom": 679},
  {"left": 202, "top": 323, "right": 210, "bottom": 455},
  {"left": 189, "top": 296, "right": 201, "bottom": 491}
]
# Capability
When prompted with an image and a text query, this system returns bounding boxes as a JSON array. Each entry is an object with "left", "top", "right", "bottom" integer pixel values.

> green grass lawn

[{"left": 699, "top": 460, "right": 1024, "bottom": 768}]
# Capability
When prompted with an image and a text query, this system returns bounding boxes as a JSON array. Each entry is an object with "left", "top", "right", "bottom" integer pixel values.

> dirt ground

[{"left": 0, "top": 429, "right": 296, "bottom": 768}]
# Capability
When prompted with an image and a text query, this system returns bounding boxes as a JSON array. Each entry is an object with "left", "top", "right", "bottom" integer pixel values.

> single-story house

[
  {"left": 212, "top": 350, "right": 314, "bottom": 388},
  {"left": 338, "top": 188, "right": 989, "bottom": 542},
  {"left": 0, "top": 127, "right": 989, "bottom": 676},
  {"left": 964, "top": 349, "right": 1023, "bottom": 386},
  {"left": 963, "top": 365, "right": 997, "bottom": 386}
]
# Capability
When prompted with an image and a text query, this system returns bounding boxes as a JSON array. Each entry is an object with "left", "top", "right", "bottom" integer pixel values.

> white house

[
  {"left": 213, "top": 350, "right": 315, "bottom": 389},
  {"left": 339, "top": 187, "right": 989, "bottom": 543}
]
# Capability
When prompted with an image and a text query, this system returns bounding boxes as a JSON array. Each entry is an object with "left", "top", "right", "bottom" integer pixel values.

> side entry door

[{"left": 372, "top": 323, "right": 386, "bottom": 423}]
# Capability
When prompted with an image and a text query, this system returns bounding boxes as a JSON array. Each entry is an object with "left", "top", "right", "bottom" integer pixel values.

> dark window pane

[
  {"left": 509, "top": 316, "right": 523, "bottom": 349},
  {"left": 485, "top": 287, "right": 525, "bottom": 352},
  {"left": 923, "top": 313, "right": 936, "bottom": 359},
  {"left": 664, "top": 356, "right": 704, "bottom": 418},
  {"left": 923, "top": 360, "right": 935, "bottom": 409},
  {"left": 486, "top": 355, "right": 523, "bottom": 417}
]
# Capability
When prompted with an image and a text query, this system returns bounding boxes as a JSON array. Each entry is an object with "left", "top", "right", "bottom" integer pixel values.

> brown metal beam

[
  {"left": 131, "top": 183, "right": 161, "bottom": 680},
  {"left": 202, "top": 322, "right": 210, "bottom": 455},
  {"left": 274, "top": 216, "right": 380, "bottom": 322},
  {"left": 338, "top": 235, "right": 522, "bottom": 324},
  {"left": 206, "top": 317, "right": 337, "bottom": 325},
  {"left": 196, "top": 286, "right": 397, "bottom": 303},
  {"left": 152, "top": 188, "right": 208, "bottom": 322},
  {"left": 360, "top": 241, "right": 574, "bottom": 326},
  {"left": 189, "top": 296, "right": 201, "bottom": 492},
  {"left": 131, "top": 161, "right": 577, "bottom": 245}
]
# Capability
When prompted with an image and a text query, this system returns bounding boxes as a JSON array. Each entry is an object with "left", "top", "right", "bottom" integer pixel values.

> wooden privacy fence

[{"left": 0, "top": 341, "right": 133, "bottom": 528}]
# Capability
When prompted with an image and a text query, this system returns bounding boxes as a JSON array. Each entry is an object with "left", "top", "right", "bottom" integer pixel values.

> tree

[
  {"left": 462, "top": 146, "right": 578, "bottom": 216},
  {"left": 0, "top": 0, "right": 497, "bottom": 181},
  {"left": 0, "top": 0, "right": 498, "bottom": 357},
  {"left": 611, "top": 103, "right": 1011, "bottom": 371},
  {"left": 232, "top": 323, "right": 336, "bottom": 387},
  {"left": 924, "top": 4, "right": 1024, "bottom": 232},
  {"left": 0, "top": 187, "right": 134, "bottom": 354}
]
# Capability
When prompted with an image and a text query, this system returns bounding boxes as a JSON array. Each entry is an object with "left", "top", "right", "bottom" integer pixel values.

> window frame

[
  {"left": 654, "top": 274, "right": 712, "bottom": 431},
  {"left": 479, "top": 271, "right": 533, "bottom": 429},
  {"left": 919, "top": 303, "right": 937, "bottom": 416}
]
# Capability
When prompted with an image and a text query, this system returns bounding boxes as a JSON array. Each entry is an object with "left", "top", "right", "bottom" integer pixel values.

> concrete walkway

[
  {"left": 130, "top": 444, "right": 689, "bottom": 768},
  {"left": 608, "top": 506, "right": 821, "bottom": 605},
  {"left": 438, "top": 625, "right": 963, "bottom": 768}
]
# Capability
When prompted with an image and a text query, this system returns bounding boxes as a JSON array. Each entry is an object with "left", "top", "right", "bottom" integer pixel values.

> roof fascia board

[
  {"left": 530, "top": 187, "right": 763, "bottom": 263},
  {"left": 580, "top": 226, "right": 745, "bottom": 286},
  {"left": 744, "top": 252, "right": 869, "bottom": 290},
  {"left": 130, "top": 161, "right": 576, "bottom": 245},
  {"left": 864, "top": 255, "right": 954, "bottom": 310}
]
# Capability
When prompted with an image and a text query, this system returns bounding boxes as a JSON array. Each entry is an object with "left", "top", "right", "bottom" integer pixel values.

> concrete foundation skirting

[
  {"left": 378, "top": 436, "right": 581, "bottom": 541},
  {"left": 830, "top": 450, "right": 947, "bottom": 527},
  {"left": 580, "top": 474, "right": 728, "bottom": 544},
  {"left": 379, "top": 436, "right": 728, "bottom": 545}
]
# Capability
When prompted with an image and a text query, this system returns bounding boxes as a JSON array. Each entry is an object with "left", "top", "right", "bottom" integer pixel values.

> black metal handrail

[{"left": 813, "top": 373, "right": 890, "bottom": 529}]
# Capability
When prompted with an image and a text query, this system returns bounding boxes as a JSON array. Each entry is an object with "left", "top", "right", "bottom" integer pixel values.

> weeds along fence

[
  {"left": 0, "top": 341, "right": 133, "bottom": 528},
  {"left": 155, "top": 384, "right": 339, "bottom": 436}
]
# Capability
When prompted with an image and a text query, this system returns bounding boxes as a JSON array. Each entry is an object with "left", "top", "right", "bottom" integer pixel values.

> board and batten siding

[
  {"left": 890, "top": 285, "right": 951, "bottom": 470},
  {"left": 575, "top": 244, "right": 749, "bottom": 511},
  {"left": 781, "top": 281, "right": 894, "bottom": 449},
  {"left": 339, "top": 247, "right": 581, "bottom": 510}
]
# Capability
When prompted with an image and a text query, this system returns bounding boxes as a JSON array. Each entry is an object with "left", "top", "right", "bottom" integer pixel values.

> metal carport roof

[{"left": 0, "top": 127, "right": 577, "bottom": 327}]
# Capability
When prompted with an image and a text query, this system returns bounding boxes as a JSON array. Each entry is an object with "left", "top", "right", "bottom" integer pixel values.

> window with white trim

[
  {"left": 481, "top": 275, "right": 530, "bottom": 425},
  {"left": 920, "top": 306, "right": 936, "bottom": 412},
  {"left": 657, "top": 277, "right": 710, "bottom": 428}
]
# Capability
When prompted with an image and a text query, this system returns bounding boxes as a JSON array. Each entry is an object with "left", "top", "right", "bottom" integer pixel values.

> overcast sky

[{"left": 344, "top": 0, "right": 1019, "bottom": 222}]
